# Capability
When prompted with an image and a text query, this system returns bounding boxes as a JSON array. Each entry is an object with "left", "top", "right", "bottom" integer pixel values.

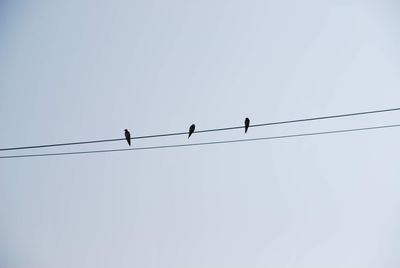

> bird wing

[
  {"left": 188, "top": 125, "right": 195, "bottom": 138},
  {"left": 125, "top": 131, "right": 131, "bottom": 145},
  {"left": 245, "top": 118, "right": 250, "bottom": 133}
]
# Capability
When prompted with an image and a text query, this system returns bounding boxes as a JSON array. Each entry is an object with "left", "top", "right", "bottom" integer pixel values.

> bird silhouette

[
  {"left": 124, "top": 129, "right": 131, "bottom": 146},
  {"left": 188, "top": 124, "right": 195, "bottom": 138},
  {"left": 245, "top": 117, "right": 250, "bottom": 133}
]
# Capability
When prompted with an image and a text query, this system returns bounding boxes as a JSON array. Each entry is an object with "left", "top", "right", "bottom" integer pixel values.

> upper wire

[{"left": 1, "top": 107, "right": 400, "bottom": 152}]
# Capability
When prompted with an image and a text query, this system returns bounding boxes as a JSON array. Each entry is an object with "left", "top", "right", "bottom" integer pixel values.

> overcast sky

[{"left": 1, "top": 0, "right": 400, "bottom": 267}]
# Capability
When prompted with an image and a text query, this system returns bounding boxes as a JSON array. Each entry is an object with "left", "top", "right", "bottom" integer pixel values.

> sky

[{"left": 1, "top": 0, "right": 400, "bottom": 267}]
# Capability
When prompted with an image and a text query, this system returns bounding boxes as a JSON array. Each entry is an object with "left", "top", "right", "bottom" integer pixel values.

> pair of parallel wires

[{"left": 1, "top": 107, "right": 400, "bottom": 159}]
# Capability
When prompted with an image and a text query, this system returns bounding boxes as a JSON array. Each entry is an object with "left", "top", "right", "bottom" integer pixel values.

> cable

[
  {"left": 1, "top": 123, "right": 399, "bottom": 159},
  {"left": 4, "top": 107, "right": 400, "bottom": 152},
  {"left": 1, "top": 107, "right": 400, "bottom": 152}
]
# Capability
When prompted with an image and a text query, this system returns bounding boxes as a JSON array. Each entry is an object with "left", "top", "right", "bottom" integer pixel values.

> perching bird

[
  {"left": 188, "top": 124, "right": 195, "bottom": 138},
  {"left": 124, "top": 129, "right": 131, "bottom": 146},
  {"left": 244, "top": 117, "right": 250, "bottom": 133}
]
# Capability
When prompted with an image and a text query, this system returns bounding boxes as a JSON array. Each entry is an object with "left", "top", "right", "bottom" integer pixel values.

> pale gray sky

[{"left": 1, "top": 0, "right": 400, "bottom": 267}]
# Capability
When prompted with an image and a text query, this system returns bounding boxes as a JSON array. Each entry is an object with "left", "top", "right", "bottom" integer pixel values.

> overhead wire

[
  {"left": 1, "top": 106, "right": 400, "bottom": 152},
  {"left": 1, "top": 123, "right": 399, "bottom": 159}
]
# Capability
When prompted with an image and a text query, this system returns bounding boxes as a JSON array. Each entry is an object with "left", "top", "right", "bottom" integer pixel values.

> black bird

[
  {"left": 124, "top": 129, "right": 131, "bottom": 146},
  {"left": 188, "top": 124, "right": 195, "bottom": 138},
  {"left": 244, "top": 117, "right": 250, "bottom": 133}
]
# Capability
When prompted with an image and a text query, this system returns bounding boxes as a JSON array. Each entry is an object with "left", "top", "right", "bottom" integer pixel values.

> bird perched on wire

[
  {"left": 188, "top": 124, "right": 195, "bottom": 138},
  {"left": 124, "top": 129, "right": 131, "bottom": 146},
  {"left": 244, "top": 117, "right": 250, "bottom": 133}
]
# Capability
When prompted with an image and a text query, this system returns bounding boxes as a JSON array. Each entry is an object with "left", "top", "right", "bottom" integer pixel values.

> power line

[
  {"left": 1, "top": 106, "right": 400, "bottom": 152},
  {"left": 1, "top": 123, "right": 399, "bottom": 159}
]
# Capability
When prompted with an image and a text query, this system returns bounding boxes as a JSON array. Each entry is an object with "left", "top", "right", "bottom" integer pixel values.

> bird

[
  {"left": 244, "top": 117, "right": 250, "bottom": 133},
  {"left": 188, "top": 124, "right": 195, "bottom": 138},
  {"left": 124, "top": 129, "right": 131, "bottom": 146}
]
